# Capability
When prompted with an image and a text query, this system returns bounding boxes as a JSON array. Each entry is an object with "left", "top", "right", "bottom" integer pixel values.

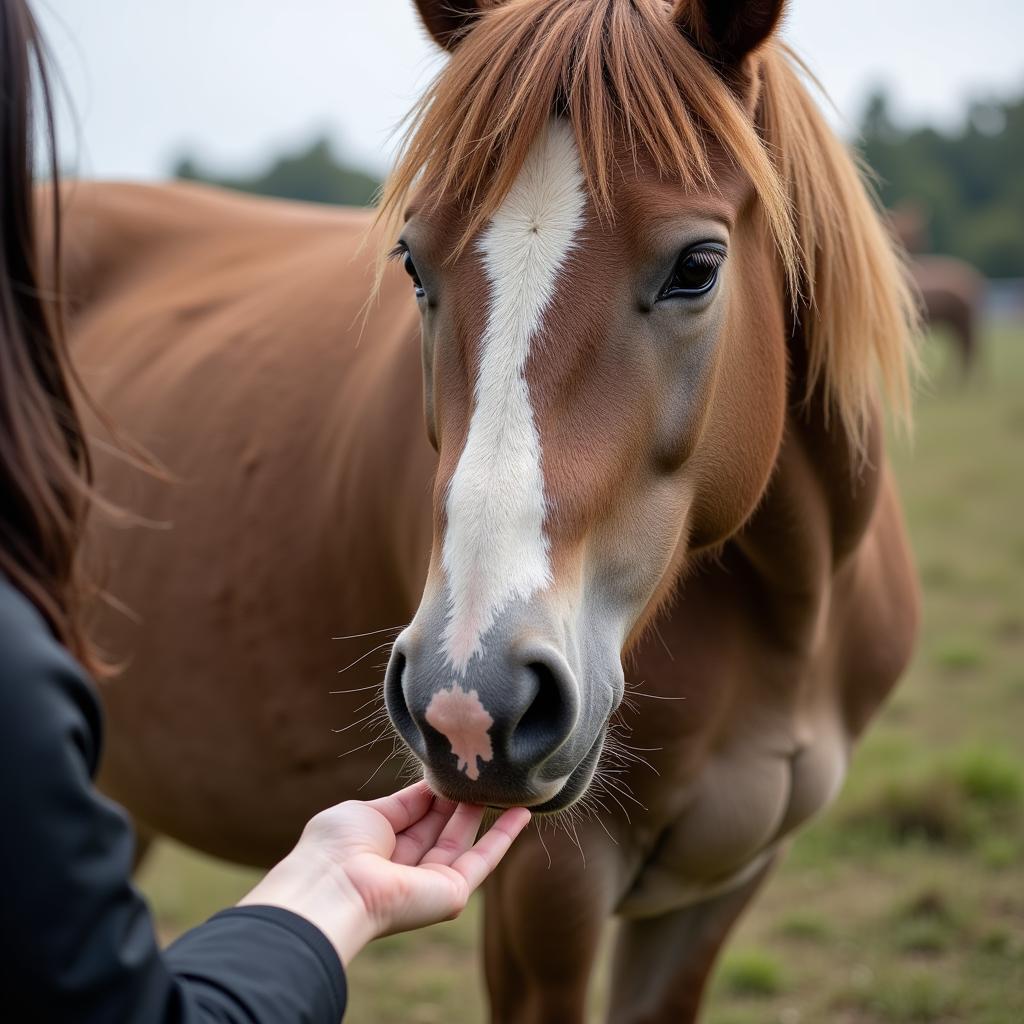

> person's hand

[{"left": 239, "top": 781, "right": 531, "bottom": 965}]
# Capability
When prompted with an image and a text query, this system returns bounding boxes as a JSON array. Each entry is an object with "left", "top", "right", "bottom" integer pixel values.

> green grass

[
  {"left": 715, "top": 949, "right": 788, "bottom": 998},
  {"left": 953, "top": 747, "right": 1023, "bottom": 806},
  {"left": 776, "top": 910, "right": 833, "bottom": 942},
  {"left": 139, "top": 323, "right": 1024, "bottom": 1022},
  {"left": 837, "top": 968, "right": 967, "bottom": 1022}
]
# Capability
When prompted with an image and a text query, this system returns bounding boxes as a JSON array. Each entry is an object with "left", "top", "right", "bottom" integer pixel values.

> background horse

[
  {"left": 59, "top": 1, "right": 920, "bottom": 1020},
  {"left": 909, "top": 256, "right": 987, "bottom": 376},
  {"left": 889, "top": 204, "right": 987, "bottom": 375}
]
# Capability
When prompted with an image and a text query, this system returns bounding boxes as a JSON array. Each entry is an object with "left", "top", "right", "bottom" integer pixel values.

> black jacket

[{"left": 0, "top": 578, "right": 346, "bottom": 1023}]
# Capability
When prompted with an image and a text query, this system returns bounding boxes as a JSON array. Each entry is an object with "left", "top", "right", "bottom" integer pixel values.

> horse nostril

[
  {"left": 517, "top": 661, "right": 562, "bottom": 734},
  {"left": 384, "top": 648, "right": 421, "bottom": 755},
  {"left": 508, "top": 654, "right": 577, "bottom": 764}
]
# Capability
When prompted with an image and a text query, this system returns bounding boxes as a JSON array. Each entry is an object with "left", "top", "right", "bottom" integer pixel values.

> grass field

[{"left": 139, "top": 322, "right": 1024, "bottom": 1023}]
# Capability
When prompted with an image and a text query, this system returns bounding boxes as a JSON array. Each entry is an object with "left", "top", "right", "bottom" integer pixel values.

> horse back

[{"left": 41, "top": 180, "right": 375, "bottom": 318}]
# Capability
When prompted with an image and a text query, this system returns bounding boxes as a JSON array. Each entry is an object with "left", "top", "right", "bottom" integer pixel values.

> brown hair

[
  {"left": 0, "top": 0, "right": 96, "bottom": 668},
  {"left": 379, "top": 0, "right": 918, "bottom": 455}
]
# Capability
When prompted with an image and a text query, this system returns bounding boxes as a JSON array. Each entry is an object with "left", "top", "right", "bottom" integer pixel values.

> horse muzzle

[{"left": 383, "top": 602, "right": 603, "bottom": 809}]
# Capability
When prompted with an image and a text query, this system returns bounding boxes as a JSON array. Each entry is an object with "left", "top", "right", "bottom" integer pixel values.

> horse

[
  {"left": 888, "top": 204, "right": 986, "bottom": 375},
  {"left": 910, "top": 256, "right": 986, "bottom": 376},
  {"left": 57, "top": 1, "right": 921, "bottom": 1020}
]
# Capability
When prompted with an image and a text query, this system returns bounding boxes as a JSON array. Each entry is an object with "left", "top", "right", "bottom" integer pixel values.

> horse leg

[
  {"left": 483, "top": 826, "right": 620, "bottom": 1024},
  {"left": 950, "top": 302, "right": 976, "bottom": 378},
  {"left": 606, "top": 852, "right": 779, "bottom": 1024},
  {"left": 959, "top": 311, "right": 979, "bottom": 379}
]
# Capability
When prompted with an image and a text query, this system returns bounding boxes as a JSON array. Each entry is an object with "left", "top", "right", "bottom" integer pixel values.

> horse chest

[{"left": 616, "top": 719, "right": 848, "bottom": 919}]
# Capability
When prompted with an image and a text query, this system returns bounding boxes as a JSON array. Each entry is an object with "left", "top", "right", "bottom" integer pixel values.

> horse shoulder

[{"left": 831, "top": 463, "right": 921, "bottom": 739}]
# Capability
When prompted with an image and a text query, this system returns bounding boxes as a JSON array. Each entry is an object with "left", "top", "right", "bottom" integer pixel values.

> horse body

[
  {"left": 65, "top": 182, "right": 431, "bottom": 863},
  {"left": 66, "top": 175, "right": 916, "bottom": 1018},
  {"left": 61, "top": 1, "right": 921, "bottom": 1020}
]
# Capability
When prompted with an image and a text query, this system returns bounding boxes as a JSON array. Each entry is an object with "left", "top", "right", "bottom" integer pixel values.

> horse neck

[
  {"left": 730, "top": 348, "right": 885, "bottom": 644},
  {"left": 316, "top": 313, "right": 437, "bottom": 616}
]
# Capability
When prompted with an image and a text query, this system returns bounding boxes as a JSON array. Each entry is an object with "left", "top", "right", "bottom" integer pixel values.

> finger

[
  {"left": 449, "top": 807, "right": 532, "bottom": 892},
  {"left": 363, "top": 779, "right": 435, "bottom": 833},
  {"left": 419, "top": 802, "right": 487, "bottom": 867},
  {"left": 391, "top": 794, "right": 459, "bottom": 866}
]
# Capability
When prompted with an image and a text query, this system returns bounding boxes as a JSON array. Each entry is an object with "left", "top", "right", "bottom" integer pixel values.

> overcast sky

[{"left": 38, "top": 0, "right": 1024, "bottom": 182}]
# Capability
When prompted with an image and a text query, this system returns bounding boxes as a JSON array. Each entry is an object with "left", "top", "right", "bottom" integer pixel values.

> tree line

[
  {"left": 173, "top": 135, "right": 380, "bottom": 209},
  {"left": 859, "top": 86, "right": 1024, "bottom": 278}
]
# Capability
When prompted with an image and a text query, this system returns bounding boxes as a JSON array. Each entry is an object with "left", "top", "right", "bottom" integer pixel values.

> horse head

[{"left": 381, "top": 0, "right": 914, "bottom": 811}]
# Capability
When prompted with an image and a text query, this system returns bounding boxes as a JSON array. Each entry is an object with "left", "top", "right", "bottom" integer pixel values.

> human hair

[{"left": 0, "top": 0, "right": 96, "bottom": 669}]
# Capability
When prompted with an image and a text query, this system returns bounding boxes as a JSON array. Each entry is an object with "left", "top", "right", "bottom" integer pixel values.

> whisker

[
  {"left": 331, "top": 625, "right": 405, "bottom": 641},
  {"left": 625, "top": 678, "right": 686, "bottom": 701},
  {"left": 607, "top": 746, "right": 660, "bottom": 775},
  {"left": 360, "top": 714, "right": 393, "bottom": 736},
  {"left": 398, "top": 752, "right": 423, "bottom": 785},
  {"left": 593, "top": 809, "right": 618, "bottom": 845},
  {"left": 599, "top": 783, "right": 632, "bottom": 824},
  {"left": 336, "top": 727, "right": 392, "bottom": 758},
  {"left": 653, "top": 626, "right": 675, "bottom": 662},
  {"left": 535, "top": 819, "right": 553, "bottom": 869},
  {"left": 336, "top": 640, "right": 395, "bottom": 675},
  {"left": 328, "top": 682, "right": 385, "bottom": 695},
  {"left": 331, "top": 708, "right": 389, "bottom": 734},
  {"left": 565, "top": 816, "right": 586, "bottom": 868},
  {"left": 603, "top": 776, "right": 648, "bottom": 811},
  {"left": 345, "top": 692, "right": 386, "bottom": 716},
  {"left": 359, "top": 743, "right": 402, "bottom": 791}
]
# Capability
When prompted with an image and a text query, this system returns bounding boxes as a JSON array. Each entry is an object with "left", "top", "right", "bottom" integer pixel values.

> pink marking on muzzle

[{"left": 425, "top": 684, "right": 495, "bottom": 781}]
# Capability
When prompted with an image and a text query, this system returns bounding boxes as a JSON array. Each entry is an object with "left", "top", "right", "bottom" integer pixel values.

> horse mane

[
  {"left": 758, "top": 45, "right": 919, "bottom": 448},
  {"left": 378, "top": 0, "right": 918, "bottom": 456}
]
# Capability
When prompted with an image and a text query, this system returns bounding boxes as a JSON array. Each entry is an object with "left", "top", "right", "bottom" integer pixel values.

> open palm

[{"left": 305, "top": 781, "right": 531, "bottom": 937}]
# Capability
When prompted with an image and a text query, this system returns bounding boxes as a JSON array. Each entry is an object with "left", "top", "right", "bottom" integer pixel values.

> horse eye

[
  {"left": 657, "top": 244, "right": 726, "bottom": 301},
  {"left": 402, "top": 250, "right": 426, "bottom": 298}
]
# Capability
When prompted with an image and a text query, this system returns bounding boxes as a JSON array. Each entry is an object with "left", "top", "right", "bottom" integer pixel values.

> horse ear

[
  {"left": 411, "top": 0, "right": 482, "bottom": 51},
  {"left": 674, "top": 0, "right": 787, "bottom": 71}
]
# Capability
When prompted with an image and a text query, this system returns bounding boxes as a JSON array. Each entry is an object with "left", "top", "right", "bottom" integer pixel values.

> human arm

[
  {"left": 238, "top": 781, "right": 531, "bottom": 966},
  {"left": 0, "top": 580, "right": 528, "bottom": 1021}
]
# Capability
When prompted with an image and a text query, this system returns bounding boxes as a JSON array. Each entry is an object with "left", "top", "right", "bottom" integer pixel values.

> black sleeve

[{"left": 0, "top": 580, "right": 346, "bottom": 1023}]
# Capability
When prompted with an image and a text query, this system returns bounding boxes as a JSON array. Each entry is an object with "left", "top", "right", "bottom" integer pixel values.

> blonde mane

[{"left": 378, "top": 0, "right": 918, "bottom": 454}]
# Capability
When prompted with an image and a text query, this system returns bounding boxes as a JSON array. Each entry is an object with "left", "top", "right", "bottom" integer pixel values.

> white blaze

[{"left": 442, "top": 120, "right": 586, "bottom": 672}]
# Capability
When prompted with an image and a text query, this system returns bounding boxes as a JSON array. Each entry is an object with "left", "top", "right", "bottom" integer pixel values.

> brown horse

[
  {"left": 59, "top": 1, "right": 920, "bottom": 1020},
  {"left": 889, "top": 204, "right": 986, "bottom": 374},
  {"left": 910, "top": 255, "right": 986, "bottom": 376}
]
